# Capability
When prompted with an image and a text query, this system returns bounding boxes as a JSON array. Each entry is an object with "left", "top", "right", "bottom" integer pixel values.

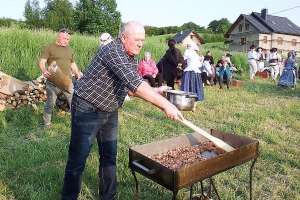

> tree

[
  {"left": 181, "top": 22, "right": 201, "bottom": 30},
  {"left": 72, "top": 0, "right": 121, "bottom": 36},
  {"left": 207, "top": 18, "right": 232, "bottom": 34},
  {"left": 43, "top": 0, "right": 74, "bottom": 31},
  {"left": 24, "top": 0, "right": 43, "bottom": 28},
  {"left": 0, "top": 18, "right": 12, "bottom": 27}
]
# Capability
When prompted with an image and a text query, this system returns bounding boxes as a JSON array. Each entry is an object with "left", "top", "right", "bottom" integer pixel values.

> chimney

[
  {"left": 261, "top": 8, "right": 268, "bottom": 21},
  {"left": 180, "top": 31, "right": 183, "bottom": 34}
]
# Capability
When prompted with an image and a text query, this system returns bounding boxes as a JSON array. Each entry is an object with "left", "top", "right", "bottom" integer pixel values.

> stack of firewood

[{"left": 0, "top": 76, "right": 47, "bottom": 111}]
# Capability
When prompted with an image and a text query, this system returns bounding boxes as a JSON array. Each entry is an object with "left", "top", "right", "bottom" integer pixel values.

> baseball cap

[
  {"left": 100, "top": 33, "right": 111, "bottom": 42},
  {"left": 59, "top": 28, "right": 72, "bottom": 35}
]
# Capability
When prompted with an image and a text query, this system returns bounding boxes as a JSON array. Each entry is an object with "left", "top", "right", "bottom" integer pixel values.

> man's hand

[
  {"left": 43, "top": 70, "right": 51, "bottom": 78},
  {"left": 163, "top": 102, "right": 184, "bottom": 121},
  {"left": 155, "top": 86, "right": 172, "bottom": 97}
]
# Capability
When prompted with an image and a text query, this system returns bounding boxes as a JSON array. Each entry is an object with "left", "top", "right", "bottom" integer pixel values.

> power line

[{"left": 270, "top": 6, "right": 300, "bottom": 15}]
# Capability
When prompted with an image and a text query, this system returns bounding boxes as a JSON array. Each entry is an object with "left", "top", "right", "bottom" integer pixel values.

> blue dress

[
  {"left": 278, "top": 58, "right": 296, "bottom": 88},
  {"left": 181, "top": 71, "right": 204, "bottom": 101}
]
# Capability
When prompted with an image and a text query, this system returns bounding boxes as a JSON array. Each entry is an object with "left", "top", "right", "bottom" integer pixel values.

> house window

[
  {"left": 292, "top": 39, "right": 297, "bottom": 46},
  {"left": 263, "top": 36, "right": 267, "bottom": 44},
  {"left": 241, "top": 37, "right": 246, "bottom": 45},
  {"left": 277, "top": 37, "right": 283, "bottom": 45},
  {"left": 239, "top": 24, "right": 242, "bottom": 32},
  {"left": 245, "top": 24, "right": 249, "bottom": 30}
]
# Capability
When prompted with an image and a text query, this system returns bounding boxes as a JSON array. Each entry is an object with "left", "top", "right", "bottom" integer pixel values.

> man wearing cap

[
  {"left": 100, "top": 32, "right": 112, "bottom": 48},
  {"left": 39, "top": 28, "right": 81, "bottom": 129},
  {"left": 248, "top": 45, "right": 258, "bottom": 81}
]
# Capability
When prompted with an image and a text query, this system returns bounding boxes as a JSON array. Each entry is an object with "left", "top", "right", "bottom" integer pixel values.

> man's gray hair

[{"left": 119, "top": 22, "right": 131, "bottom": 36}]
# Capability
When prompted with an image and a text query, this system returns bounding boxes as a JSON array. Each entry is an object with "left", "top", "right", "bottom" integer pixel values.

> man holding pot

[{"left": 61, "top": 21, "right": 184, "bottom": 200}]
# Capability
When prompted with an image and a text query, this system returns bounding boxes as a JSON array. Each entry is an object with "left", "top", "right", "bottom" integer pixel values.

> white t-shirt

[{"left": 183, "top": 49, "right": 202, "bottom": 73}]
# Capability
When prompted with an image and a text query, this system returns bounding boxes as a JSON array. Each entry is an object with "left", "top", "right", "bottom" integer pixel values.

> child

[
  {"left": 219, "top": 61, "right": 231, "bottom": 89},
  {"left": 214, "top": 60, "right": 222, "bottom": 85}
]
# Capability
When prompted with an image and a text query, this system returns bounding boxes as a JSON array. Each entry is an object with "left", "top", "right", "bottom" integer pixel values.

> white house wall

[{"left": 228, "top": 18, "right": 300, "bottom": 55}]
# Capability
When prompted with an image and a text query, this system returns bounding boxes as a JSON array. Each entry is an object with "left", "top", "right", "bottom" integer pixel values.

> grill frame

[{"left": 129, "top": 129, "right": 259, "bottom": 199}]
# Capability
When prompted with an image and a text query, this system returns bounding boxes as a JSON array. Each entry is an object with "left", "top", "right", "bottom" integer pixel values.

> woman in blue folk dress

[
  {"left": 180, "top": 40, "right": 204, "bottom": 113},
  {"left": 278, "top": 52, "right": 297, "bottom": 90}
]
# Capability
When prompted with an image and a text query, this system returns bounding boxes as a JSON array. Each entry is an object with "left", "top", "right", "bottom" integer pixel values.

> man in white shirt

[{"left": 248, "top": 45, "right": 258, "bottom": 81}]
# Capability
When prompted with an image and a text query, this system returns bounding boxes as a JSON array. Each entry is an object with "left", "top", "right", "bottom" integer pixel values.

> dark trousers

[
  {"left": 62, "top": 94, "right": 118, "bottom": 200},
  {"left": 143, "top": 73, "right": 163, "bottom": 87},
  {"left": 219, "top": 75, "right": 230, "bottom": 89},
  {"left": 201, "top": 73, "right": 214, "bottom": 85},
  {"left": 166, "top": 73, "right": 176, "bottom": 90}
]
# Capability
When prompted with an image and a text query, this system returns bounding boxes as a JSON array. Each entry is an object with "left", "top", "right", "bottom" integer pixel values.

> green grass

[{"left": 0, "top": 27, "right": 300, "bottom": 200}]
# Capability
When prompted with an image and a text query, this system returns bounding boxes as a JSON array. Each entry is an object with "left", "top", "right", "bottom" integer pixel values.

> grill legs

[{"left": 131, "top": 169, "right": 139, "bottom": 200}]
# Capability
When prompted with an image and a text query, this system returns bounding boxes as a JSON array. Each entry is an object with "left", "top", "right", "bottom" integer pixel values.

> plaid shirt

[{"left": 74, "top": 38, "right": 143, "bottom": 112}]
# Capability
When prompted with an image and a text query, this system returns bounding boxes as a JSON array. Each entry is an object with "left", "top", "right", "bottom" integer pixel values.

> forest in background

[{"left": 0, "top": 0, "right": 232, "bottom": 43}]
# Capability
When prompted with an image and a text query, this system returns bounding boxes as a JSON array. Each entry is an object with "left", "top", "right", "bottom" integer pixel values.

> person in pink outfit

[{"left": 137, "top": 52, "right": 163, "bottom": 87}]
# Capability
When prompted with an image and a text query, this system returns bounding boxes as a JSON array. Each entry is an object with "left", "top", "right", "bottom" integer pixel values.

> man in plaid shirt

[{"left": 61, "top": 21, "right": 183, "bottom": 200}]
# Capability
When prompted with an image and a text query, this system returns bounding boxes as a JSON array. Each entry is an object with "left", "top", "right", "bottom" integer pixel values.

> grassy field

[{"left": 0, "top": 28, "right": 299, "bottom": 200}]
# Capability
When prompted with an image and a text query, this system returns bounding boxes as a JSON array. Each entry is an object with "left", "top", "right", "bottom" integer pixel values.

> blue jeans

[{"left": 62, "top": 94, "right": 118, "bottom": 200}]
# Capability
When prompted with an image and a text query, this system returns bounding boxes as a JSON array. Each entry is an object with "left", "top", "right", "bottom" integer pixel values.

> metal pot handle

[
  {"left": 186, "top": 93, "right": 198, "bottom": 98},
  {"left": 132, "top": 160, "right": 159, "bottom": 174}
]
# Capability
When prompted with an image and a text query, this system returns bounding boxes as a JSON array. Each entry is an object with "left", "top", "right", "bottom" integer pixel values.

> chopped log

[
  {"left": 31, "top": 103, "right": 37, "bottom": 110},
  {"left": 0, "top": 99, "right": 6, "bottom": 111},
  {"left": 0, "top": 71, "right": 29, "bottom": 95}
]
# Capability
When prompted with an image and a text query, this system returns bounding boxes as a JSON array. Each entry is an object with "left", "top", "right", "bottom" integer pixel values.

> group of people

[
  {"left": 247, "top": 44, "right": 297, "bottom": 90},
  {"left": 38, "top": 20, "right": 297, "bottom": 200},
  {"left": 137, "top": 39, "right": 234, "bottom": 113}
]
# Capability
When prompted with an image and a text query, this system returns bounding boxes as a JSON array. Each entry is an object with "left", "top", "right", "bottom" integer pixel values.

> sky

[{"left": 0, "top": 0, "right": 299, "bottom": 28}]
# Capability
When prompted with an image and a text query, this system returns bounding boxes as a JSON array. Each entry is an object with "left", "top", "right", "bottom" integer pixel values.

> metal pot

[{"left": 165, "top": 90, "right": 198, "bottom": 111}]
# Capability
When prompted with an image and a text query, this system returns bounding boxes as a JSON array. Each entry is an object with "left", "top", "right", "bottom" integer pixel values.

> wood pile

[
  {"left": 0, "top": 75, "right": 47, "bottom": 111},
  {"left": 0, "top": 69, "right": 81, "bottom": 112}
]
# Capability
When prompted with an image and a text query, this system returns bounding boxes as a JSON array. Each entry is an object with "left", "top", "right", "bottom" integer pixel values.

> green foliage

[
  {"left": 145, "top": 26, "right": 181, "bottom": 36},
  {"left": 43, "top": 0, "right": 74, "bottom": 31},
  {"left": 201, "top": 33, "right": 227, "bottom": 43},
  {"left": 145, "top": 22, "right": 206, "bottom": 36},
  {"left": 24, "top": 0, "right": 43, "bottom": 28},
  {"left": 0, "top": 18, "right": 12, "bottom": 27},
  {"left": 181, "top": 21, "right": 205, "bottom": 32},
  {"left": 207, "top": 18, "right": 232, "bottom": 34},
  {"left": 19, "top": 0, "right": 234, "bottom": 42},
  {"left": 72, "top": 0, "right": 121, "bottom": 36}
]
